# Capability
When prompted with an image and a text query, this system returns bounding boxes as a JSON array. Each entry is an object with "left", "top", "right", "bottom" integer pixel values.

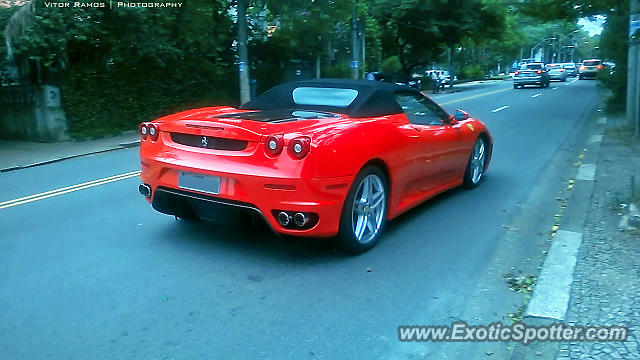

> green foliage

[
  {"left": 380, "top": 56, "right": 402, "bottom": 74},
  {"left": 0, "top": 6, "right": 20, "bottom": 83},
  {"left": 7, "top": 0, "right": 237, "bottom": 138},
  {"left": 598, "top": 0, "right": 629, "bottom": 114},
  {"left": 322, "top": 62, "right": 350, "bottom": 78},
  {"left": 461, "top": 65, "right": 484, "bottom": 80}
]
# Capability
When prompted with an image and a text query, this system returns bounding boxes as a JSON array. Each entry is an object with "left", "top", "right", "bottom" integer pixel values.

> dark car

[{"left": 513, "top": 63, "right": 550, "bottom": 89}]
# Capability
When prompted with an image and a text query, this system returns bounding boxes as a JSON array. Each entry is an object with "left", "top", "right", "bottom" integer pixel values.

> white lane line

[
  {"left": 589, "top": 135, "right": 603, "bottom": 143},
  {"left": 567, "top": 78, "right": 579, "bottom": 84},
  {"left": 491, "top": 105, "right": 509, "bottom": 113},
  {"left": 576, "top": 164, "right": 597, "bottom": 181},
  {"left": 552, "top": 87, "right": 559, "bottom": 90},
  {"left": 531, "top": 93, "right": 541, "bottom": 98},
  {"left": 526, "top": 230, "right": 583, "bottom": 320}
]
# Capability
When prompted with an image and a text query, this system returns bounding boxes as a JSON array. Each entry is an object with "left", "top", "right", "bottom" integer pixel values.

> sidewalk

[
  {"left": 0, "top": 131, "right": 140, "bottom": 172},
  {"left": 555, "top": 118, "right": 640, "bottom": 359}
]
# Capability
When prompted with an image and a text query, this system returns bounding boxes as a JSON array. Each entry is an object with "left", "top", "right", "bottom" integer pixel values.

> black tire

[
  {"left": 513, "top": 84, "right": 519, "bottom": 89},
  {"left": 463, "top": 138, "right": 488, "bottom": 189},
  {"left": 579, "top": 75, "right": 583, "bottom": 80},
  {"left": 336, "top": 166, "right": 388, "bottom": 254}
]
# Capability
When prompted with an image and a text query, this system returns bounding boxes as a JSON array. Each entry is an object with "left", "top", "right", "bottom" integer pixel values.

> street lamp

[
  {"left": 556, "top": 29, "right": 580, "bottom": 62},
  {"left": 530, "top": 37, "right": 556, "bottom": 60}
]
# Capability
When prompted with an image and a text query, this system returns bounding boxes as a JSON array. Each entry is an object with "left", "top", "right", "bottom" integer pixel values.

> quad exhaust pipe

[
  {"left": 293, "top": 212, "right": 307, "bottom": 227},
  {"left": 139, "top": 184, "right": 152, "bottom": 198},
  {"left": 276, "top": 211, "right": 309, "bottom": 228},
  {"left": 277, "top": 211, "right": 291, "bottom": 226}
]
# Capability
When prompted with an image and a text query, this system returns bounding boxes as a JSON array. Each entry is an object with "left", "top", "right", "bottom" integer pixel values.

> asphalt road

[{"left": 0, "top": 78, "right": 602, "bottom": 359}]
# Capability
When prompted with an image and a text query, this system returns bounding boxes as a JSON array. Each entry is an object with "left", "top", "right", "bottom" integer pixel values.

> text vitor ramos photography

[{"left": 43, "top": 0, "right": 182, "bottom": 8}]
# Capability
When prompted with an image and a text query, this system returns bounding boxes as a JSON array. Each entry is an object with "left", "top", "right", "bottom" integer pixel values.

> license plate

[{"left": 178, "top": 171, "right": 220, "bottom": 195}]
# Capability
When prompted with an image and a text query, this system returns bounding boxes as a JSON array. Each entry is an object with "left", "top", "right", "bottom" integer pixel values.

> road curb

[
  {"left": 523, "top": 110, "right": 605, "bottom": 322},
  {"left": 0, "top": 140, "right": 141, "bottom": 173}
]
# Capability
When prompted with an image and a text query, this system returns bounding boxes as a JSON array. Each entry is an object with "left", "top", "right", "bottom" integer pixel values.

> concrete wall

[{"left": 0, "top": 85, "right": 69, "bottom": 142}]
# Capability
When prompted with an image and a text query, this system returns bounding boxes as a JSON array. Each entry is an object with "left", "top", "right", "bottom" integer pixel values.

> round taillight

[
  {"left": 148, "top": 123, "right": 159, "bottom": 141},
  {"left": 139, "top": 123, "right": 148, "bottom": 139},
  {"left": 288, "top": 136, "right": 311, "bottom": 159},
  {"left": 264, "top": 135, "right": 284, "bottom": 156}
]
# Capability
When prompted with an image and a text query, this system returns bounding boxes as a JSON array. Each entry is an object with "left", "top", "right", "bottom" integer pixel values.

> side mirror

[{"left": 454, "top": 109, "right": 469, "bottom": 121}]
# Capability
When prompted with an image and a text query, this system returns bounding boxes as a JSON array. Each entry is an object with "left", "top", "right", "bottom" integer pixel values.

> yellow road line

[
  {"left": 440, "top": 87, "right": 512, "bottom": 106},
  {"left": 0, "top": 170, "right": 140, "bottom": 207},
  {"left": 0, "top": 171, "right": 141, "bottom": 210}
]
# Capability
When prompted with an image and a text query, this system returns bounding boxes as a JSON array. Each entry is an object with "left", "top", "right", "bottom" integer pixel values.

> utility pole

[
  {"left": 237, "top": 0, "right": 251, "bottom": 105},
  {"left": 350, "top": 4, "right": 359, "bottom": 80},
  {"left": 360, "top": 16, "right": 366, "bottom": 75},
  {"left": 627, "top": 0, "right": 640, "bottom": 137}
]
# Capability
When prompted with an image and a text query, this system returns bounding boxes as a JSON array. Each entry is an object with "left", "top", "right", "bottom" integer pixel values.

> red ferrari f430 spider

[{"left": 139, "top": 79, "right": 492, "bottom": 253}]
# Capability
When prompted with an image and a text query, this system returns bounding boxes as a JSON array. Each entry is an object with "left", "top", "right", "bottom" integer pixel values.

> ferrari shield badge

[{"left": 467, "top": 124, "right": 475, "bottom": 131}]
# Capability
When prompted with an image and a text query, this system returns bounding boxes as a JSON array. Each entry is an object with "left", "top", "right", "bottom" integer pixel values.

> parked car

[
  {"left": 138, "top": 79, "right": 493, "bottom": 253},
  {"left": 579, "top": 59, "right": 602, "bottom": 79},
  {"left": 561, "top": 63, "right": 578, "bottom": 77},
  {"left": 513, "top": 62, "right": 550, "bottom": 88},
  {"left": 546, "top": 63, "right": 568, "bottom": 82},
  {"left": 425, "top": 70, "right": 457, "bottom": 86}
]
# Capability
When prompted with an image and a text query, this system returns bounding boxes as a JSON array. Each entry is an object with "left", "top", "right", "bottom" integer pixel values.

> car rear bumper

[
  {"left": 514, "top": 77, "right": 544, "bottom": 85},
  {"left": 140, "top": 155, "right": 354, "bottom": 238},
  {"left": 549, "top": 74, "right": 566, "bottom": 80}
]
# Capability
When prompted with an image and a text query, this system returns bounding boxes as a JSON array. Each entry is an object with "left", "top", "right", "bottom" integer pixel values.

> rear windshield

[
  {"left": 583, "top": 60, "right": 601, "bottom": 66},
  {"left": 292, "top": 87, "right": 358, "bottom": 107},
  {"left": 520, "top": 64, "right": 543, "bottom": 70},
  {"left": 563, "top": 64, "right": 576, "bottom": 68},
  {"left": 547, "top": 64, "right": 562, "bottom": 68}
]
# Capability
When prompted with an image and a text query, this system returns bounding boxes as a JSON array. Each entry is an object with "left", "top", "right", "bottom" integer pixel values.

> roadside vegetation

[{"left": 0, "top": 0, "right": 630, "bottom": 138}]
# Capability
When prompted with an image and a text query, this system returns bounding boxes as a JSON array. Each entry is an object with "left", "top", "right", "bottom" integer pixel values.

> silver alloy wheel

[
  {"left": 470, "top": 139, "right": 486, "bottom": 184},
  {"left": 351, "top": 174, "right": 386, "bottom": 244}
]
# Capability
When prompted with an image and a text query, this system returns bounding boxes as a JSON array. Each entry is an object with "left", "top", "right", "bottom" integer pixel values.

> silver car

[
  {"left": 546, "top": 63, "right": 567, "bottom": 82},
  {"left": 579, "top": 59, "right": 602, "bottom": 79},
  {"left": 513, "top": 63, "right": 551, "bottom": 89},
  {"left": 562, "top": 63, "right": 578, "bottom": 77}
]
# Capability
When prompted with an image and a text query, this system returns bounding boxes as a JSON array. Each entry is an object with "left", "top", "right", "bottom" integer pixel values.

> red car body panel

[{"left": 139, "top": 81, "right": 492, "bottom": 238}]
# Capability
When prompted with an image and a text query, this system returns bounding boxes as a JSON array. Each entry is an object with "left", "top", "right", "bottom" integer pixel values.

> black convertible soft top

[{"left": 240, "top": 79, "right": 419, "bottom": 118}]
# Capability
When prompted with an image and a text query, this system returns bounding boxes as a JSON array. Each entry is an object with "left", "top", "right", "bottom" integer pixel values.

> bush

[
  {"left": 323, "top": 62, "right": 351, "bottom": 78},
  {"left": 380, "top": 56, "right": 402, "bottom": 74},
  {"left": 5, "top": 0, "right": 238, "bottom": 139},
  {"left": 461, "top": 65, "right": 484, "bottom": 80},
  {"left": 597, "top": 68, "right": 626, "bottom": 114},
  {"left": 60, "top": 62, "right": 237, "bottom": 139}
]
